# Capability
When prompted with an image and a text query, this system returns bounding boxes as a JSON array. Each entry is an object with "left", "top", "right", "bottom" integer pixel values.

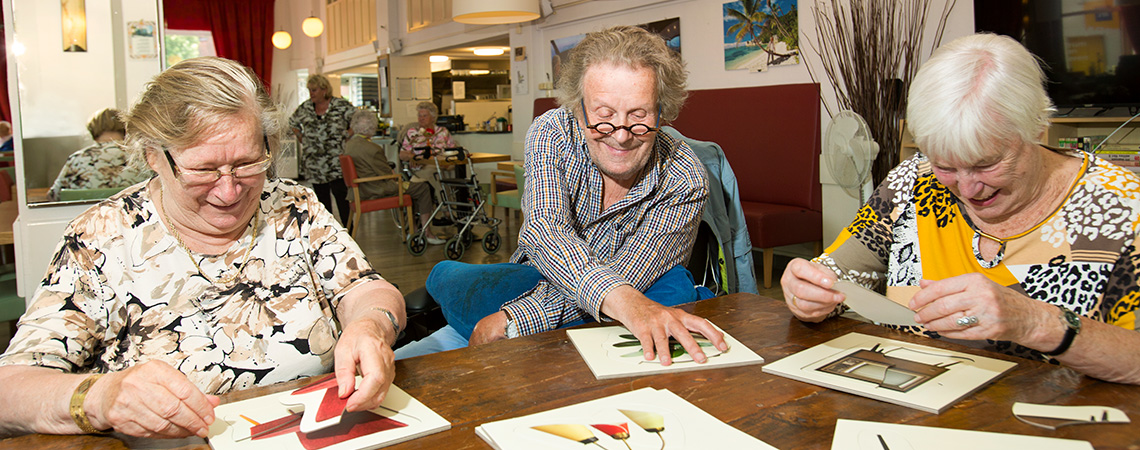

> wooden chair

[
  {"left": 339, "top": 155, "right": 414, "bottom": 240},
  {"left": 489, "top": 164, "right": 524, "bottom": 229}
]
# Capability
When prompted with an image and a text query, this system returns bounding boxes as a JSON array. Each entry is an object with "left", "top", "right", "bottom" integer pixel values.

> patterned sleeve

[
  {"left": 288, "top": 103, "right": 305, "bottom": 132},
  {"left": 0, "top": 224, "right": 111, "bottom": 371},
  {"left": 814, "top": 156, "right": 925, "bottom": 291}
]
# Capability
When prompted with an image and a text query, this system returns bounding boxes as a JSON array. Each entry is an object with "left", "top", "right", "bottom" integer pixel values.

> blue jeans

[{"left": 394, "top": 263, "right": 699, "bottom": 360}]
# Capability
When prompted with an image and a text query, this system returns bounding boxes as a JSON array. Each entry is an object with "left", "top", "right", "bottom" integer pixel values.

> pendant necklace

[
  {"left": 968, "top": 152, "right": 1087, "bottom": 269},
  {"left": 159, "top": 185, "right": 259, "bottom": 286}
]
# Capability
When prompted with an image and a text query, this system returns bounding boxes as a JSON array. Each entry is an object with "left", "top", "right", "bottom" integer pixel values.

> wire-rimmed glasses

[
  {"left": 164, "top": 135, "right": 273, "bottom": 186},
  {"left": 580, "top": 99, "right": 660, "bottom": 136}
]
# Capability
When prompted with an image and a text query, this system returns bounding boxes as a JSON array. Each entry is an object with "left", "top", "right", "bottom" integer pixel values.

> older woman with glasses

[{"left": 0, "top": 57, "right": 406, "bottom": 439}]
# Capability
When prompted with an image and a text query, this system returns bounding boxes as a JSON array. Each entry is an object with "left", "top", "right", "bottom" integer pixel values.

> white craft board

[
  {"left": 475, "top": 387, "right": 775, "bottom": 450},
  {"left": 207, "top": 382, "right": 449, "bottom": 450},
  {"left": 762, "top": 332, "right": 1017, "bottom": 414},
  {"left": 566, "top": 324, "right": 765, "bottom": 380},
  {"left": 835, "top": 280, "right": 920, "bottom": 327},
  {"left": 831, "top": 419, "right": 1094, "bottom": 450}
]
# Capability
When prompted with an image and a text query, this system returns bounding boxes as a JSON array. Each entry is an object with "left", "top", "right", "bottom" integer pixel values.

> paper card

[
  {"left": 1013, "top": 402, "right": 1130, "bottom": 429},
  {"left": 207, "top": 381, "right": 449, "bottom": 450},
  {"left": 475, "top": 387, "right": 775, "bottom": 450},
  {"left": 762, "top": 332, "right": 1017, "bottom": 414},
  {"left": 566, "top": 324, "right": 764, "bottom": 380},
  {"left": 831, "top": 419, "right": 1094, "bottom": 450},
  {"left": 835, "top": 280, "right": 920, "bottom": 326}
]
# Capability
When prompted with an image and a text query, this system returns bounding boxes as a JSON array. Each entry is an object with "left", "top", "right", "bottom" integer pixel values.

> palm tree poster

[{"left": 723, "top": 0, "right": 799, "bottom": 72}]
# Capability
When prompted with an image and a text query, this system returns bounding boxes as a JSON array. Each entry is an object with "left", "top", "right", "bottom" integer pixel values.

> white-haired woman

[
  {"left": 0, "top": 57, "right": 405, "bottom": 438},
  {"left": 781, "top": 33, "right": 1140, "bottom": 384}
]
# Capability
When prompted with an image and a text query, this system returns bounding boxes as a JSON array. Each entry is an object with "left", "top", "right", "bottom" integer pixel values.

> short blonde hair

[
  {"left": 907, "top": 33, "right": 1055, "bottom": 164},
  {"left": 123, "top": 57, "right": 284, "bottom": 164},
  {"left": 87, "top": 108, "right": 125, "bottom": 140},
  {"left": 555, "top": 25, "right": 688, "bottom": 121},
  {"left": 307, "top": 74, "right": 333, "bottom": 100}
]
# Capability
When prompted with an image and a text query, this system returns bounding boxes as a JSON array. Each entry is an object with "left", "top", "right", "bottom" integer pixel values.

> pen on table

[{"left": 877, "top": 434, "right": 891, "bottom": 450}]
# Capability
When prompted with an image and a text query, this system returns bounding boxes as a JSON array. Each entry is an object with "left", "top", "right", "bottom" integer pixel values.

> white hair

[
  {"left": 351, "top": 110, "right": 378, "bottom": 136},
  {"left": 906, "top": 33, "right": 1055, "bottom": 164}
]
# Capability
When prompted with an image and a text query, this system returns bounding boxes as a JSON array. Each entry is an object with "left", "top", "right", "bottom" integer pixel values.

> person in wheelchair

[
  {"left": 345, "top": 110, "right": 445, "bottom": 245},
  {"left": 397, "top": 101, "right": 457, "bottom": 183}
]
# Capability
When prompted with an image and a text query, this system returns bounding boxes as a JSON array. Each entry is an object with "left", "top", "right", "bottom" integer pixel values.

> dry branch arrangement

[{"left": 808, "top": 0, "right": 956, "bottom": 186}]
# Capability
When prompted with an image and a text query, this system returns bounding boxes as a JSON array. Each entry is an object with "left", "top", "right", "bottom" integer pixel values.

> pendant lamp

[
  {"left": 272, "top": 31, "right": 292, "bottom": 49},
  {"left": 302, "top": 16, "right": 324, "bottom": 37},
  {"left": 453, "top": 0, "right": 540, "bottom": 25}
]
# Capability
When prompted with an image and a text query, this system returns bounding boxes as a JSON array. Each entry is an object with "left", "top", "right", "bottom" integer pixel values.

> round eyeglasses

[
  {"left": 581, "top": 99, "right": 660, "bottom": 137},
  {"left": 164, "top": 135, "right": 273, "bottom": 185}
]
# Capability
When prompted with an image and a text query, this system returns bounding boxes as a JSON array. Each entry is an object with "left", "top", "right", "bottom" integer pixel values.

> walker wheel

[
  {"left": 460, "top": 229, "right": 475, "bottom": 247},
  {"left": 445, "top": 236, "right": 465, "bottom": 260},
  {"left": 482, "top": 230, "right": 501, "bottom": 254},
  {"left": 407, "top": 235, "right": 427, "bottom": 256}
]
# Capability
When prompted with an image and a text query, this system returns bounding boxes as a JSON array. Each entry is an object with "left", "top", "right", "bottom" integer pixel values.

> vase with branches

[{"left": 806, "top": 0, "right": 957, "bottom": 188}]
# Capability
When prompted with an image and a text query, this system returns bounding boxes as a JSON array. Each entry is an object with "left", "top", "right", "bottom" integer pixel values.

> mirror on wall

[{"left": 8, "top": 0, "right": 161, "bottom": 205}]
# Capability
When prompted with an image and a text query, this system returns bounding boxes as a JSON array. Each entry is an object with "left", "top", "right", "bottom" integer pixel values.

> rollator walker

[{"left": 404, "top": 146, "right": 502, "bottom": 259}]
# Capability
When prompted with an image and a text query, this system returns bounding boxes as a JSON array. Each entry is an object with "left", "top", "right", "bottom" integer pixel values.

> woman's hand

[
  {"left": 910, "top": 274, "right": 1054, "bottom": 343},
  {"left": 334, "top": 311, "right": 397, "bottom": 413},
  {"left": 781, "top": 258, "right": 843, "bottom": 322},
  {"left": 87, "top": 361, "right": 219, "bottom": 438}
]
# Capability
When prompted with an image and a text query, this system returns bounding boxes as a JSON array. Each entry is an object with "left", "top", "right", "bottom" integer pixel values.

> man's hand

[
  {"left": 334, "top": 310, "right": 397, "bottom": 413},
  {"left": 600, "top": 285, "right": 727, "bottom": 366},
  {"left": 87, "top": 361, "right": 219, "bottom": 438},
  {"left": 470, "top": 311, "right": 509, "bottom": 346}
]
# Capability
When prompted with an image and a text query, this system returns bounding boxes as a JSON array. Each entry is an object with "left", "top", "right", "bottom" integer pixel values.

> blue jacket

[{"left": 664, "top": 127, "right": 758, "bottom": 294}]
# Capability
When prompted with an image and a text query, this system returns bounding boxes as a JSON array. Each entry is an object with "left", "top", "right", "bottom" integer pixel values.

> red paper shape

[
  {"left": 592, "top": 422, "right": 630, "bottom": 439},
  {"left": 298, "top": 411, "right": 408, "bottom": 450},
  {"left": 251, "top": 412, "right": 304, "bottom": 440},
  {"left": 252, "top": 411, "right": 407, "bottom": 450},
  {"left": 316, "top": 387, "right": 350, "bottom": 422},
  {"left": 292, "top": 374, "right": 339, "bottom": 396}
]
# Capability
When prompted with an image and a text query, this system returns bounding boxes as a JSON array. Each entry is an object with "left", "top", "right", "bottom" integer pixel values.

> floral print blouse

[{"left": 0, "top": 179, "right": 385, "bottom": 394}]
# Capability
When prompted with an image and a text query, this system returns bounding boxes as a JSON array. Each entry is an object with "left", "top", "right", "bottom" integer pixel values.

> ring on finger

[{"left": 955, "top": 314, "right": 979, "bottom": 328}]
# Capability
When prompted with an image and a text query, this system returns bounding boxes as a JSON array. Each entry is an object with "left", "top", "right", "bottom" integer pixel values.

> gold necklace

[
  {"left": 159, "top": 186, "right": 259, "bottom": 285},
  {"left": 972, "top": 151, "right": 1088, "bottom": 245}
]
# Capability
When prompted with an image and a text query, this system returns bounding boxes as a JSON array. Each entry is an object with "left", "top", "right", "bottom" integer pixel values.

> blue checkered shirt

[{"left": 504, "top": 107, "right": 708, "bottom": 336}]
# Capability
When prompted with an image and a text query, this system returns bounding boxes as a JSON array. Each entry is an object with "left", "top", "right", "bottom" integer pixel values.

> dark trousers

[{"left": 313, "top": 179, "right": 350, "bottom": 225}]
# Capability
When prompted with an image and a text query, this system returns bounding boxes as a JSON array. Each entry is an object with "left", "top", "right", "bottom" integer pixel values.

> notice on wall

[
  {"left": 453, "top": 81, "right": 466, "bottom": 100},
  {"left": 128, "top": 20, "right": 158, "bottom": 59}
]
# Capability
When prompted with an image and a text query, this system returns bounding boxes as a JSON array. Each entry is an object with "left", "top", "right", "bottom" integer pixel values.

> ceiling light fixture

[
  {"left": 453, "top": 0, "right": 540, "bottom": 25},
  {"left": 429, "top": 55, "right": 450, "bottom": 63},
  {"left": 272, "top": 31, "right": 292, "bottom": 49},
  {"left": 469, "top": 69, "right": 491, "bottom": 75},
  {"left": 302, "top": 16, "right": 324, "bottom": 38},
  {"left": 473, "top": 47, "right": 506, "bottom": 56}
]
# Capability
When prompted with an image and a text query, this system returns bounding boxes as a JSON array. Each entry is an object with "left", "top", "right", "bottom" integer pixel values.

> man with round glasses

[{"left": 396, "top": 26, "right": 726, "bottom": 365}]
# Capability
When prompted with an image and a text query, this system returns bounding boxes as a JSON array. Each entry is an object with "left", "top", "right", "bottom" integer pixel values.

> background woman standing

[{"left": 290, "top": 74, "right": 353, "bottom": 225}]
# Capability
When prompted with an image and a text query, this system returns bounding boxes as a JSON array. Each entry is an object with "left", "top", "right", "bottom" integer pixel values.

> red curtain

[
  {"left": 0, "top": 5, "right": 11, "bottom": 122},
  {"left": 163, "top": 0, "right": 275, "bottom": 92}
]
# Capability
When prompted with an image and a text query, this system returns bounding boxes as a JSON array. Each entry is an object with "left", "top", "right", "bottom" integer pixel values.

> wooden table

[
  {"left": 4, "top": 294, "right": 1139, "bottom": 449},
  {"left": 0, "top": 201, "right": 16, "bottom": 245}
]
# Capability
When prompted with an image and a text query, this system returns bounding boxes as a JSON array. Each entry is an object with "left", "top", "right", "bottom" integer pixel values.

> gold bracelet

[{"left": 69, "top": 374, "right": 104, "bottom": 434}]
